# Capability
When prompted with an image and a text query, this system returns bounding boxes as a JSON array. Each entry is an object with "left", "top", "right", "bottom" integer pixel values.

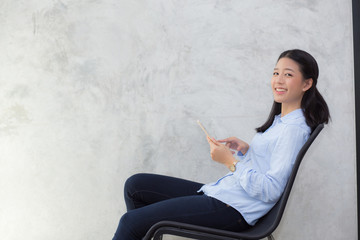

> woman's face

[{"left": 271, "top": 57, "right": 312, "bottom": 112}]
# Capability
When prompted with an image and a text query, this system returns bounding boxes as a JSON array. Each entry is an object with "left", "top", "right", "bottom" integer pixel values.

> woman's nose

[{"left": 275, "top": 74, "right": 285, "bottom": 83}]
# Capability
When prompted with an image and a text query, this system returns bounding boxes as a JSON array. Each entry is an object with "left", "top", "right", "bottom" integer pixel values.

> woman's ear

[{"left": 303, "top": 78, "right": 313, "bottom": 91}]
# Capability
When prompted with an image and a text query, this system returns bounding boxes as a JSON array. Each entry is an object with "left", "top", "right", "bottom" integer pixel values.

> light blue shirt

[{"left": 199, "top": 109, "right": 311, "bottom": 226}]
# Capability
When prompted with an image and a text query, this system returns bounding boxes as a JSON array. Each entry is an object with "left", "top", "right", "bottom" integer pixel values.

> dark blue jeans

[{"left": 112, "top": 173, "right": 249, "bottom": 240}]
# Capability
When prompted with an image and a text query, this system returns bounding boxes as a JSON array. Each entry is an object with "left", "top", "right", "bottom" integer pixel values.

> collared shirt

[{"left": 199, "top": 109, "right": 311, "bottom": 226}]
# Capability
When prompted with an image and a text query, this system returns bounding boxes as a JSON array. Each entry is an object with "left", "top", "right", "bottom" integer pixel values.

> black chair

[{"left": 143, "top": 124, "right": 324, "bottom": 240}]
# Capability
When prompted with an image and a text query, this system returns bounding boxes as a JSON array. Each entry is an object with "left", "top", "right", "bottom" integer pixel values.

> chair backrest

[{"left": 240, "top": 123, "right": 324, "bottom": 238}]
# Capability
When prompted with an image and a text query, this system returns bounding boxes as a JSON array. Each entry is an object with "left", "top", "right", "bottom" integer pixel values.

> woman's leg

[
  {"left": 113, "top": 173, "right": 249, "bottom": 240},
  {"left": 124, "top": 173, "right": 204, "bottom": 211},
  {"left": 113, "top": 194, "right": 250, "bottom": 240}
]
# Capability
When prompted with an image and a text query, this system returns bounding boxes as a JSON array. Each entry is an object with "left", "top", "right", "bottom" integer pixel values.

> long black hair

[{"left": 256, "top": 49, "right": 330, "bottom": 133}]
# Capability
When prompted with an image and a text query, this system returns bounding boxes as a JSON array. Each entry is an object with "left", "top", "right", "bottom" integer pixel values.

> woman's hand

[
  {"left": 217, "top": 137, "right": 249, "bottom": 155},
  {"left": 207, "top": 137, "right": 235, "bottom": 167}
]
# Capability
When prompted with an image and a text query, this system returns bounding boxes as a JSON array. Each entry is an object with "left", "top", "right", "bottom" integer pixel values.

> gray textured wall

[{"left": 0, "top": 0, "right": 356, "bottom": 239}]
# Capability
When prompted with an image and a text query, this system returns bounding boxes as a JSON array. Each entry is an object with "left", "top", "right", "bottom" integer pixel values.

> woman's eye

[
  {"left": 273, "top": 72, "right": 279, "bottom": 76},
  {"left": 285, "top": 73, "right": 293, "bottom": 77}
]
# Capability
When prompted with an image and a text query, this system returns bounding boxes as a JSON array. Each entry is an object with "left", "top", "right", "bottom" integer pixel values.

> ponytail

[{"left": 302, "top": 87, "right": 330, "bottom": 132}]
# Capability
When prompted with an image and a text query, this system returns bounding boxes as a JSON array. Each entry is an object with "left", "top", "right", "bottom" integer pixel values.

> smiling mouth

[{"left": 275, "top": 88, "right": 287, "bottom": 92}]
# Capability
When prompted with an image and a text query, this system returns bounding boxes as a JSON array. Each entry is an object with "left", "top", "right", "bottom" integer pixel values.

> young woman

[{"left": 112, "top": 49, "right": 330, "bottom": 240}]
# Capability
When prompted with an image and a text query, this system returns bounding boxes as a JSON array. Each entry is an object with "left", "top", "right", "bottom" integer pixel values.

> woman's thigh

[
  {"left": 114, "top": 195, "right": 249, "bottom": 240},
  {"left": 124, "top": 173, "right": 204, "bottom": 210}
]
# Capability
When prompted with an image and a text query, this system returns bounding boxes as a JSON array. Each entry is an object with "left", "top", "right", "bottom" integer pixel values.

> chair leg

[{"left": 267, "top": 234, "right": 275, "bottom": 240}]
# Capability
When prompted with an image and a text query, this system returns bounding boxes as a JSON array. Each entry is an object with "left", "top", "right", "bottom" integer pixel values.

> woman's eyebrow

[{"left": 273, "top": 67, "right": 295, "bottom": 72}]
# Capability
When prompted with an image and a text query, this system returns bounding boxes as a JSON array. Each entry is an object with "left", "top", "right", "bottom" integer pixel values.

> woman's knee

[
  {"left": 116, "top": 211, "right": 144, "bottom": 240},
  {"left": 119, "top": 211, "right": 134, "bottom": 229},
  {"left": 124, "top": 173, "right": 148, "bottom": 193}
]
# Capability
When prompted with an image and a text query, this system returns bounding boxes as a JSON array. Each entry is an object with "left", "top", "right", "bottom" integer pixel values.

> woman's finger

[
  {"left": 217, "top": 138, "right": 229, "bottom": 143},
  {"left": 211, "top": 137, "right": 221, "bottom": 146},
  {"left": 207, "top": 136, "right": 216, "bottom": 146}
]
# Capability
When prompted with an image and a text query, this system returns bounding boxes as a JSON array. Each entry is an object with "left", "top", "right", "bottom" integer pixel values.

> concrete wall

[{"left": 0, "top": 0, "right": 356, "bottom": 239}]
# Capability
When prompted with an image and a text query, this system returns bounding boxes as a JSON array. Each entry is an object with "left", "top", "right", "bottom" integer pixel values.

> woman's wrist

[
  {"left": 225, "top": 156, "right": 238, "bottom": 172},
  {"left": 224, "top": 155, "right": 237, "bottom": 168}
]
